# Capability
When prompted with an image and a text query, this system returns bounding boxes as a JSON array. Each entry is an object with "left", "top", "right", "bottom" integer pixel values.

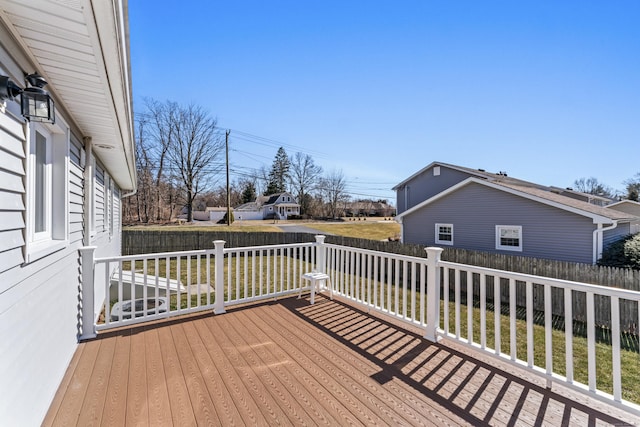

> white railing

[
  {"left": 79, "top": 240, "right": 317, "bottom": 334},
  {"left": 80, "top": 237, "right": 640, "bottom": 415},
  {"left": 322, "top": 243, "right": 640, "bottom": 416}
]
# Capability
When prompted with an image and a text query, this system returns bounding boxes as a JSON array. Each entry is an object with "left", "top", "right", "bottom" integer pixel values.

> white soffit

[{"left": 0, "top": 0, "right": 135, "bottom": 191}]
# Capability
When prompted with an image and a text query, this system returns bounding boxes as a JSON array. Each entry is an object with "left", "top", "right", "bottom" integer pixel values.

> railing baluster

[
  {"left": 509, "top": 278, "right": 516, "bottom": 361},
  {"left": 480, "top": 273, "right": 486, "bottom": 349},
  {"left": 526, "top": 281, "right": 533, "bottom": 367},
  {"left": 367, "top": 253, "right": 372, "bottom": 308},
  {"left": 544, "top": 283, "right": 552, "bottom": 383},
  {"left": 104, "top": 261, "right": 110, "bottom": 325},
  {"left": 467, "top": 271, "right": 472, "bottom": 344},
  {"left": 494, "top": 275, "right": 500, "bottom": 355},
  {"left": 373, "top": 255, "right": 379, "bottom": 309},
  {"left": 587, "top": 291, "right": 596, "bottom": 392},
  {"left": 402, "top": 260, "right": 408, "bottom": 320},
  {"left": 410, "top": 260, "right": 416, "bottom": 323},
  {"left": 155, "top": 257, "right": 160, "bottom": 311},
  {"left": 176, "top": 256, "right": 181, "bottom": 310},
  {"left": 394, "top": 258, "right": 400, "bottom": 316},
  {"left": 165, "top": 257, "right": 170, "bottom": 312},
  {"left": 611, "top": 295, "right": 621, "bottom": 402},
  {"left": 235, "top": 251, "right": 240, "bottom": 300},
  {"left": 244, "top": 251, "right": 248, "bottom": 299},
  {"left": 455, "top": 269, "right": 461, "bottom": 339},
  {"left": 443, "top": 267, "right": 449, "bottom": 335},
  {"left": 206, "top": 252, "right": 211, "bottom": 306},
  {"left": 421, "top": 262, "right": 426, "bottom": 328},
  {"left": 186, "top": 256, "right": 191, "bottom": 310}
]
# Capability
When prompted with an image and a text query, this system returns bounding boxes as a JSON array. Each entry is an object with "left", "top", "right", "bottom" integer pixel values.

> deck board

[{"left": 43, "top": 296, "right": 640, "bottom": 426}]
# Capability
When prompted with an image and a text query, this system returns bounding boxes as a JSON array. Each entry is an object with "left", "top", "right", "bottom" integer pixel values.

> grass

[
  {"left": 309, "top": 221, "right": 400, "bottom": 240},
  {"left": 125, "top": 218, "right": 400, "bottom": 241},
  {"left": 125, "top": 224, "right": 283, "bottom": 232}
]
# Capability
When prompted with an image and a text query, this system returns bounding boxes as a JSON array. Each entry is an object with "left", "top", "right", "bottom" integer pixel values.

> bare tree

[
  {"left": 573, "top": 177, "right": 617, "bottom": 199},
  {"left": 144, "top": 99, "right": 174, "bottom": 221},
  {"left": 167, "top": 103, "right": 224, "bottom": 222},
  {"left": 289, "top": 152, "right": 322, "bottom": 215},
  {"left": 624, "top": 173, "right": 640, "bottom": 201},
  {"left": 320, "top": 169, "right": 349, "bottom": 219}
]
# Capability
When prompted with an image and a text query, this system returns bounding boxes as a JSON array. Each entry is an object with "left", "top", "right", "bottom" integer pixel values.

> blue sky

[{"left": 128, "top": 1, "right": 640, "bottom": 202}]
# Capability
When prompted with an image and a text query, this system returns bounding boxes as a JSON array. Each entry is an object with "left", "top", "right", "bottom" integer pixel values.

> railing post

[
  {"left": 424, "top": 247, "right": 444, "bottom": 342},
  {"left": 79, "top": 246, "right": 97, "bottom": 340},
  {"left": 315, "top": 235, "right": 326, "bottom": 273},
  {"left": 214, "top": 240, "right": 226, "bottom": 314}
]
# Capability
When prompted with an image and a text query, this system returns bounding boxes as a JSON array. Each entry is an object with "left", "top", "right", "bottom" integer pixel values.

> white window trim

[
  {"left": 495, "top": 225, "right": 523, "bottom": 252},
  {"left": 435, "top": 223, "right": 454, "bottom": 245},
  {"left": 25, "top": 120, "right": 69, "bottom": 263}
]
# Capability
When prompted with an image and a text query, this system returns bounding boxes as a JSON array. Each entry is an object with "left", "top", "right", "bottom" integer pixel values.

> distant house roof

[
  {"left": 261, "top": 192, "right": 299, "bottom": 207},
  {"left": 397, "top": 177, "right": 635, "bottom": 224},
  {"left": 392, "top": 161, "right": 548, "bottom": 191},
  {"left": 235, "top": 202, "right": 260, "bottom": 211}
]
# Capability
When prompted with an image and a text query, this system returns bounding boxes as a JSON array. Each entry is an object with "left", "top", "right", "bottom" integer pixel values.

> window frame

[
  {"left": 25, "top": 120, "right": 69, "bottom": 263},
  {"left": 435, "top": 223, "right": 454, "bottom": 245},
  {"left": 495, "top": 225, "right": 523, "bottom": 252}
]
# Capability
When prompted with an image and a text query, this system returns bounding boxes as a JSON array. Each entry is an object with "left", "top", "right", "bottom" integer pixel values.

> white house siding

[
  {"left": 402, "top": 182, "right": 597, "bottom": 263},
  {"left": 0, "top": 114, "right": 124, "bottom": 424}
]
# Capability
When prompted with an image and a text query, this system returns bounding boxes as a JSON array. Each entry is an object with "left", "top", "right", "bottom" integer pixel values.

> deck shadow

[{"left": 282, "top": 295, "right": 632, "bottom": 426}]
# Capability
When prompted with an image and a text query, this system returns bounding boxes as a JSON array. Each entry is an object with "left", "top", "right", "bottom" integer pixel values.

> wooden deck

[{"left": 44, "top": 296, "right": 639, "bottom": 426}]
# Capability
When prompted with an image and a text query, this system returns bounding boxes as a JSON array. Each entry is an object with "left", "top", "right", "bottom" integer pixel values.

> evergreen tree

[
  {"left": 264, "top": 147, "right": 290, "bottom": 195},
  {"left": 241, "top": 181, "right": 257, "bottom": 203}
]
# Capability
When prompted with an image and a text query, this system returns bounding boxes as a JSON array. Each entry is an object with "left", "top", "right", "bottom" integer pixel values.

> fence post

[
  {"left": 315, "top": 235, "right": 326, "bottom": 273},
  {"left": 214, "top": 240, "right": 226, "bottom": 314},
  {"left": 79, "top": 246, "right": 97, "bottom": 340},
  {"left": 425, "top": 247, "right": 444, "bottom": 342}
]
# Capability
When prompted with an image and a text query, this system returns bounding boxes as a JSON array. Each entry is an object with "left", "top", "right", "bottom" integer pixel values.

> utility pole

[{"left": 226, "top": 130, "right": 231, "bottom": 226}]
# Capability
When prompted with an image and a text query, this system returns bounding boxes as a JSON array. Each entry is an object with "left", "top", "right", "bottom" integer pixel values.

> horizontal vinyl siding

[
  {"left": 0, "top": 114, "right": 26, "bottom": 273},
  {"left": 396, "top": 165, "right": 474, "bottom": 214},
  {"left": 69, "top": 157, "right": 84, "bottom": 244},
  {"left": 403, "top": 182, "right": 596, "bottom": 263},
  {"left": 603, "top": 222, "right": 631, "bottom": 249}
]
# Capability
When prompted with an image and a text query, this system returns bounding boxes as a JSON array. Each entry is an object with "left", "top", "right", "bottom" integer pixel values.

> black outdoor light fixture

[{"left": 0, "top": 72, "right": 55, "bottom": 124}]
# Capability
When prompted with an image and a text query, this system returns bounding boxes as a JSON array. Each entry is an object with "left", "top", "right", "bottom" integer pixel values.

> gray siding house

[{"left": 395, "top": 162, "right": 637, "bottom": 264}]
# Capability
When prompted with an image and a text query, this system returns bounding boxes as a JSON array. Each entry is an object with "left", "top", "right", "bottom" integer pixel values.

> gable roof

[
  {"left": 261, "top": 192, "right": 298, "bottom": 206},
  {"left": 396, "top": 177, "right": 635, "bottom": 224},
  {"left": 392, "top": 161, "right": 549, "bottom": 191},
  {"left": 607, "top": 199, "right": 640, "bottom": 209}
]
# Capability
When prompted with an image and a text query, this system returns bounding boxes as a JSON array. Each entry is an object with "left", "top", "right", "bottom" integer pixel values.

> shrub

[
  {"left": 217, "top": 211, "right": 234, "bottom": 224},
  {"left": 598, "top": 233, "right": 640, "bottom": 269}
]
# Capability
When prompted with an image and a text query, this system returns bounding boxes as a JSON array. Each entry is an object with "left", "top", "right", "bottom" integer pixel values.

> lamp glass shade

[{"left": 21, "top": 88, "right": 55, "bottom": 123}]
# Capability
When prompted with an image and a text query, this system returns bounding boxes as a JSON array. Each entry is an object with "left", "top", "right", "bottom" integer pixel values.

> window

[
  {"left": 496, "top": 225, "right": 522, "bottom": 251},
  {"left": 433, "top": 166, "right": 441, "bottom": 176},
  {"left": 435, "top": 223, "right": 453, "bottom": 245},
  {"left": 26, "top": 122, "right": 69, "bottom": 261},
  {"left": 33, "top": 131, "right": 51, "bottom": 238}
]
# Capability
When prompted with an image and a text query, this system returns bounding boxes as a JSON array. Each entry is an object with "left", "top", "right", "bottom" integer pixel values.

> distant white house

[
  {"left": 235, "top": 192, "right": 300, "bottom": 220},
  {"left": 0, "top": 1, "right": 135, "bottom": 424}
]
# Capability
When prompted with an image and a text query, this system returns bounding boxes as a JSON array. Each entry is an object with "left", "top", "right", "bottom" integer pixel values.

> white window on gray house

[
  {"left": 26, "top": 122, "right": 69, "bottom": 262},
  {"left": 435, "top": 223, "right": 453, "bottom": 245},
  {"left": 496, "top": 225, "right": 522, "bottom": 251},
  {"left": 433, "top": 166, "right": 441, "bottom": 176}
]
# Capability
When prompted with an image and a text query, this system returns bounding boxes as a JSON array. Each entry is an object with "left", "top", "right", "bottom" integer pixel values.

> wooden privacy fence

[
  {"left": 122, "top": 229, "right": 640, "bottom": 328},
  {"left": 122, "top": 230, "right": 640, "bottom": 290}
]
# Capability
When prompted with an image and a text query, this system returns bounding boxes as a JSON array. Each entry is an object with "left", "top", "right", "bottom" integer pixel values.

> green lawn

[{"left": 308, "top": 221, "right": 400, "bottom": 240}]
